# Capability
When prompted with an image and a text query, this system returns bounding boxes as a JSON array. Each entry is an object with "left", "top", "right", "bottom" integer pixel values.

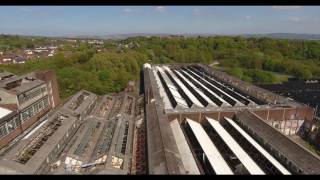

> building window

[
  {"left": 34, "top": 103, "right": 40, "bottom": 113},
  {"left": 21, "top": 112, "right": 27, "bottom": 121},
  {"left": 0, "top": 125, "right": 7, "bottom": 138},
  {"left": 38, "top": 100, "right": 44, "bottom": 110},
  {"left": 28, "top": 107, "right": 34, "bottom": 117},
  {"left": 33, "top": 99, "right": 45, "bottom": 114},
  {"left": 43, "top": 98, "right": 49, "bottom": 108},
  {"left": 21, "top": 107, "right": 33, "bottom": 121},
  {"left": 14, "top": 117, "right": 21, "bottom": 126},
  {"left": 6, "top": 119, "right": 16, "bottom": 133}
]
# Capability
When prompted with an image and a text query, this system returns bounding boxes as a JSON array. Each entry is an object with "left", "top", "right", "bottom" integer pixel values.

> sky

[{"left": 0, "top": 6, "right": 320, "bottom": 36}]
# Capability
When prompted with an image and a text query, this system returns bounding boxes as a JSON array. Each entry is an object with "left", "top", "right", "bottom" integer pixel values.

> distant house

[
  {"left": 48, "top": 46, "right": 58, "bottom": 50},
  {"left": 2, "top": 58, "right": 12, "bottom": 63},
  {"left": 88, "top": 40, "right": 104, "bottom": 45},
  {"left": 66, "top": 39, "right": 77, "bottom": 43},
  {"left": 13, "top": 56, "right": 26, "bottom": 64},
  {"left": 34, "top": 47, "right": 49, "bottom": 53},
  {"left": 25, "top": 50, "right": 33, "bottom": 55}
]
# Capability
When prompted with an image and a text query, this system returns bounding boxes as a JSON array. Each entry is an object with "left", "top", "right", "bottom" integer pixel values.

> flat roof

[
  {"left": 186, "top": 118, "right": 233, "bottom": 175},
  {"left": 12, "top": 79, "right": 45, "bottom": 94},
  {"left": 144, "top": 67, "right": 186, "bottom": 174},
  {"left": 0, "top": 74, "right": 45, "bottom": 94},
  {"left": 206, "top": 117, "right": 264, "bottom": 175},
  {"left": 0, "top": 71, "right": 15, "bottom": 80},
  {"left": 0, "top": 107, "right": 12, "bottom": 119},
  {"left": 0, "top": 110, "right": 77, "bottom": 174},
  {"left": 62, "top": 89, "right": 97, "bottom": 115}
]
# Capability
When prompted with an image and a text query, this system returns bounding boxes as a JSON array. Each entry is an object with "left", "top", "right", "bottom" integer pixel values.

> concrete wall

[
  {"left": 251, "top": 107, "right": 314, "bottom": 122},
  {"left": 144, "top": 67, "right": 186, "bottom": 174}
]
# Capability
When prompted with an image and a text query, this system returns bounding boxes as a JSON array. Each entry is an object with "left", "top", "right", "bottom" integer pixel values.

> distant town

[{"left": 0, "top": 38, "right": 106, "bottom": 65}]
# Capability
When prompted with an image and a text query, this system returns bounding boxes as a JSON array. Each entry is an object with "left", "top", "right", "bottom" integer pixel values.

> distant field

[
  {"left": 214, "top": 66, "right": 291, "bottom": 84},
  {"left": 262, "top": 70, "right": 292, "bottom": 83}
]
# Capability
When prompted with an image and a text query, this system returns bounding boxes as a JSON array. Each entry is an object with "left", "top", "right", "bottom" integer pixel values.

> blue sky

[{"left": 0, "top": 6, "right": 320, "bottom": 36}]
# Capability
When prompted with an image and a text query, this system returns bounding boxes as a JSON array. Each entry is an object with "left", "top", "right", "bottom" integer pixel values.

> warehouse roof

[{"left": 236, "top": 110, "right": 320, "bottom": 174}]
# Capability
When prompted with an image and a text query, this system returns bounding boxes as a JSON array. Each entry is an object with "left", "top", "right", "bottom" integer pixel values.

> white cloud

[
  {"left": 155, "top": 6, "right": 166, "bottom": 13},
  {"left": 272, "top": 6, "right": 303, "bottom": 10},
  {"left": 245, "top": 15, "right": 252, "bottom": 20}
]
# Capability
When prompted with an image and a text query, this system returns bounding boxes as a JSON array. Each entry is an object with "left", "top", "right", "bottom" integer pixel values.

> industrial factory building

[
  {"left": 143, "top": 63, "right": 320, "bottom": 175},
  {"left": 0, "top": 87, "right": 137, "bottom": 174},
  {"left": 0, "top": 70, "right": 60, "bottom": 149},
  {"left": 0, "top": 62, "right": 320, "bottom": 175}
]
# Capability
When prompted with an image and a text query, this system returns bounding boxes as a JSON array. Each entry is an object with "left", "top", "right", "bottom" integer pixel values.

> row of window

[
  {"left": 0, "top": 116, "right": 19, "bottom": 139},
  {"left": 0, "top": 98, "right": 50, "bottom": 139},
  {"left": 21, "top": 98, "right": 49, "bottom": 122},
  {"left": 18, "top": 86, "right": 47, "bottom": 105}
]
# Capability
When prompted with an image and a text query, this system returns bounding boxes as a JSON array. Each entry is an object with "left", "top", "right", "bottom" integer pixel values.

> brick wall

[
  {"left": 0, "top": 125, "right": 22, "bottom": 149},
  {"left": 34, "top": 70, "right": 61, "bottom": 108}
]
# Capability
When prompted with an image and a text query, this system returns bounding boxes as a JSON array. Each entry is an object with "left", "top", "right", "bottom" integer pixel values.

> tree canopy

[{"left": 1, "top": 35, "right": 320, "bottom": 99}]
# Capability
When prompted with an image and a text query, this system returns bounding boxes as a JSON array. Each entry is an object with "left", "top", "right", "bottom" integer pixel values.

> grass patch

[{"left": 216, "top": 66, "right": 291, "bottom": 84}]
